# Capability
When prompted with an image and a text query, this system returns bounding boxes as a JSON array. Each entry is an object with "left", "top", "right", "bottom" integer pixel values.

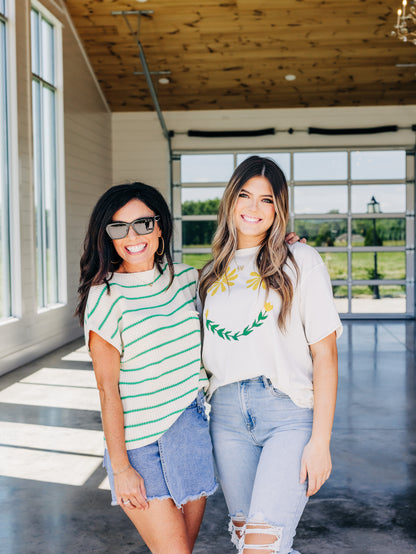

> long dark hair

[
  {"left": 75, "top": 182, "right": 174, "bottom": 325},
  {"left": 199, "top": 156, "right": 298, "bottom": 331}
]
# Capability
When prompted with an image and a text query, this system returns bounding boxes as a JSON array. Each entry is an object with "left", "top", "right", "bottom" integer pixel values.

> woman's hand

[
  {"left": 115, "top": 466, "right": 148, "bottom": 510},
  {"left": 299, "top": 439, "right": 332, "bottom": 497},
  {"left": 285, "top": 232, "right": 306, "bottom": 245},
  {"left": 302, "top": 332, "right": 337, "bottom": 497},
  {"left": 89, "top": 332, "right": 149, "bottom": 512}
]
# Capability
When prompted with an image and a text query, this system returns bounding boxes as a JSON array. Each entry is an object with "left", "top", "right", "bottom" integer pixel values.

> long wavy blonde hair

[{"left": 199, "top": 155, "right": 298, "bottom": 331}]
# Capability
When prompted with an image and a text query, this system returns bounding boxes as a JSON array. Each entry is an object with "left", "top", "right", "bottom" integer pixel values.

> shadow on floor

[{"left": 0, "top": 320, "right": 415, "bottom": 553}]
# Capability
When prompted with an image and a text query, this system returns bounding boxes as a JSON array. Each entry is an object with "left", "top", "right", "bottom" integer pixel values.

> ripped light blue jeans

[{"left": 209, "top": 376, "right": 313, "bottom": 554}]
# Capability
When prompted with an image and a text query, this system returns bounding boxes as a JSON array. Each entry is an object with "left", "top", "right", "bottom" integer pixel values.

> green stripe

[
  {"left": 124, "top": 315, "right": 199, "bottom": 350},
  {"left": 119, "top": 358, "right": 200, "bottom": 386},
  {"left": 123, "top": 328, "right": 200, "bottom": 363},
  {"left": 125, "top": 430, "right": 168, "bottom": 443},
  {"left": 87, "top": 266, "right": 166, "bottom": 320},
  {"left": 111, "top": 297, "right": 195, "bottom": 340},
  {"left": 120, "top": 281, "right": 195, "bottom": 318},
  {"left": 87, "top": 287, "right": 107, "bottom": 319},
  {"left": 108, "top": 263, "right": 167, "bottom": 289},
  {"left": 120, "top": 342, "right": 200, "bottom": 372},
  {"left": 118, "top": 298, "right": 194, "bottom": 339},
  {"left": 124, "top": 411, "right": 184, "bottom": 442},
  {"left": 111, "top": 316, "right": 123, "bottom": 340},
  {"left": 121, "top": 372, "right": 198, "bottom": 400},
  {"left": 123, "top": 387, "right": 198, "bottom": 419},
  {"left": 125, "top": 408, "right": 184, "bottom": 434},
  {"left": 87, "top": 264, "right": 194, "bottom": 322},
  {"left": 99, "top": 280, "right": 196, "bottom": 331}
]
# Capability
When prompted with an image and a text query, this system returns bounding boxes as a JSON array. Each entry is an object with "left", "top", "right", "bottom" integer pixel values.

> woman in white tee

[{"left": 199, "top": 156, "right": 342, "bottom": 554}]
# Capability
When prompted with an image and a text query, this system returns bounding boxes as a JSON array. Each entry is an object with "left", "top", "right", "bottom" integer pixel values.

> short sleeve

[
  {"left": 84, "top": 284, "right": 123, "bottom": 355},
  {"left": 299, "top": 262, "right": 343, "bottom": 345},
  {"left": 174, "top": 264, "right": 199, "bottom": 311},
  {"left": 188, "top": 267, "right": 199, "bottom": 303}
]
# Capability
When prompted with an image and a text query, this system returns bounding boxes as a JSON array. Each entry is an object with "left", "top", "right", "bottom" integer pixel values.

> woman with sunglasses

[
  {"left": 76, "top": 183, "right": 217, "bottom": 553},
  {"left": 199, "top": 156, "right": 342, "bottom": 554}
]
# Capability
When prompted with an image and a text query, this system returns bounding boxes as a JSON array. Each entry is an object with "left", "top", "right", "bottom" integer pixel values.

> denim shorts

[
  {"left": 104, "top": 389, "right": 217, "bottom": 507},
  {"left": 209, "top": 376, "right": 313, "bottom": 554}
]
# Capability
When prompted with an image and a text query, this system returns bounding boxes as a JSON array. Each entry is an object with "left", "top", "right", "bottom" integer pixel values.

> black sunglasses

[{"left": 106, "top": 216, "right": 160, "bottom": 240}]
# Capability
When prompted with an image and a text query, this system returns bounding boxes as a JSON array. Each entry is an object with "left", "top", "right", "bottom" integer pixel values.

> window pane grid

[
  {"left": 32, "top": 79, "right": 46, "bottom": 306},
  {"left": 31, "top": 9, "right": 55, "bottom": 86},
  {"left": 30, "top": 9, "right": 40, "bottom": 78},
  {"left": 0, "top": 15, "right": 11, "bottom": 320},
  {"left": 31, "top": 6, "right": 60, "bottom": 309},
  {"left": 40, "top": 18, "right": 54, "bottom": 85},
  {"left": 177, "top": 149, "right": 413, "bottom": 317}
]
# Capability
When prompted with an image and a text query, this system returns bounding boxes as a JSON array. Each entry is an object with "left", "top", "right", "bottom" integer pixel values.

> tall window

[
  {"left": 175, "top": 149, "right": 414, "bottom": 318},
  {"left": 0, "top": 0, "right": 11, "bottom": 320},
  {"left": 31, "top": 3, "right": 64, "bottom": 308}
]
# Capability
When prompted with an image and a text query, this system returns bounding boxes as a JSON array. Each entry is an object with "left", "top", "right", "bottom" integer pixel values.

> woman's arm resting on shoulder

[
  {"left": 300, "top": 331, "right": 338, "bottom": 497},
  {"left": 89, "top": 331, "right": 148, "bottom": 510},
  {"left": 285, "top": 232, "right": 307, "bottom": 244}
]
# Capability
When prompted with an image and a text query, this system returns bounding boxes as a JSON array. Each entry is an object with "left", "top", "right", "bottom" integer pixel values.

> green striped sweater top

[{"left": 84, "top": 263, "right": 208, "bottom": 450}]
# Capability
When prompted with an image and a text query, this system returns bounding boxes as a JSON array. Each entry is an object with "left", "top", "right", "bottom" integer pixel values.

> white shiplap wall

[
  {"left": 0, "top": 0, "right": 112, "bottom": 375},
  {"left": 112, "top": 112, "right": 170, "bottom": 192}
]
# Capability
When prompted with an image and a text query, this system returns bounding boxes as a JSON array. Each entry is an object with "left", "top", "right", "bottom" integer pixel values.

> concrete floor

[{"left": 0, "top": 320, "right": 415, "bottom": 554}]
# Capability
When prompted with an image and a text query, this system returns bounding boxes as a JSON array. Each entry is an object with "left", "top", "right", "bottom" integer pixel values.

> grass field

[{"left": 183, "top": 253, "right": 212, "bottom": 269}]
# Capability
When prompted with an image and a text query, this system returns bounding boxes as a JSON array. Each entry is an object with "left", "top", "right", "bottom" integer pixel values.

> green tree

[{"left": 182, "top": 198, "right": 221, "bottom": 246}]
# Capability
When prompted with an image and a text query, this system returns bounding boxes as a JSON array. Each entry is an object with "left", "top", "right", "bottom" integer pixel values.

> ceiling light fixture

[
  {"left": 285, "top": 74, "right": 296, "bottom": 81},
  {"left": 392, "top": 0, "right": 416, "bottom": 44},
  {"left": 158, "top": 77, "right": 170, "bottom": 84}
]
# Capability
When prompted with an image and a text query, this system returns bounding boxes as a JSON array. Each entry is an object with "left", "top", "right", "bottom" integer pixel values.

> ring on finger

[{"left": 122, "top": 499, "right": 131, "bottom": 505}]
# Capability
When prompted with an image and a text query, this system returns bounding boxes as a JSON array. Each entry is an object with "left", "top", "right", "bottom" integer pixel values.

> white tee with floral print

[{"left": 200, "top": 243, "right": 342, "bottom": 409}]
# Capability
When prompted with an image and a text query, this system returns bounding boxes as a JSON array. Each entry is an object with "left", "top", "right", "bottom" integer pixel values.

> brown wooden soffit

[{"left": 64, "top": 0, "right": 416, "bottom": 112}]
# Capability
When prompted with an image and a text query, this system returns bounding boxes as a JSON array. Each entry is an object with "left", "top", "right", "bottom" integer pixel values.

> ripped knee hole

[{"left": 233, "top": 522, "right": 283, "bottom": 553}]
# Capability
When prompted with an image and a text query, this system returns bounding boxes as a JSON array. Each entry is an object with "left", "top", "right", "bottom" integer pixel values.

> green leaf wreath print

[{"left": 205, "top": 302, "right": 273, "bottom": 342}]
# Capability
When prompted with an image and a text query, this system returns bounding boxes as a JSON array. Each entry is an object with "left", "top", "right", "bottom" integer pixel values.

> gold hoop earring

[{"left": 156, "top": 237, "right": 165, "bottom": 256}]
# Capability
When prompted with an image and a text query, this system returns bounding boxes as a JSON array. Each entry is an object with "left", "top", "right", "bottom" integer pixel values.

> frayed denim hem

[
  {"left": 176, "top": 481, "right": 218, "bottom": 510},
  {"left": 111, "top": 481, "right": 218, "bottom": 509},
  {"left": 111, "top": 494, "right": 172, "bottom": 507}
]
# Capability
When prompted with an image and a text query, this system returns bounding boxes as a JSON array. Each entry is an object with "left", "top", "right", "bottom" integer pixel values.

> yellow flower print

[
  {"left": 264, "top": 302, "right": 273, "bottom": 312},
  {"left": 246, "top": 271, "right": 266, "bottom": 291},
  {"left": 208, "top": 267, "right": 239, "bottom": 296}
]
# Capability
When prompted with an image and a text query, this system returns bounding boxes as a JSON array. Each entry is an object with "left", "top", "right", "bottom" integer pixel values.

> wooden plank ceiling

[{"left": 65, "top": 0, "right": 416, "bottom": 112}]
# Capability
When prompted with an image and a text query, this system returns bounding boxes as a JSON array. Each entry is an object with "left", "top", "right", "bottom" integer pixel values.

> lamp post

[{"left": 366, "top": 196, "right": 380, "bottom": 300}]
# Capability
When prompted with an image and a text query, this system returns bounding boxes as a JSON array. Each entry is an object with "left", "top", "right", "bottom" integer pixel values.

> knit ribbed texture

[{"left": 85, "top": 263, "right": 207, "bottom": 449}]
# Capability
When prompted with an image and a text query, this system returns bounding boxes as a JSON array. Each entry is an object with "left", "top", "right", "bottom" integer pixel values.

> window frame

[
  {"left": 31, "top": 0, "right": 66, "bottom": 311},
  {"left": 0, "top": 0, "right": 20, "bottom": 324}
]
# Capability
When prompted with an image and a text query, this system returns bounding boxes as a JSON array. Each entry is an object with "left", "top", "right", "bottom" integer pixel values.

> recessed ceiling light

[
  {"left": 285, "top": 74, "right": 296, "bottom": 81},
  {"left": 158, "top": 77, "right": 170, "bottom": 84},
  {"left": 136, "top": 0, "right": 148, "bottom": 3}
]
